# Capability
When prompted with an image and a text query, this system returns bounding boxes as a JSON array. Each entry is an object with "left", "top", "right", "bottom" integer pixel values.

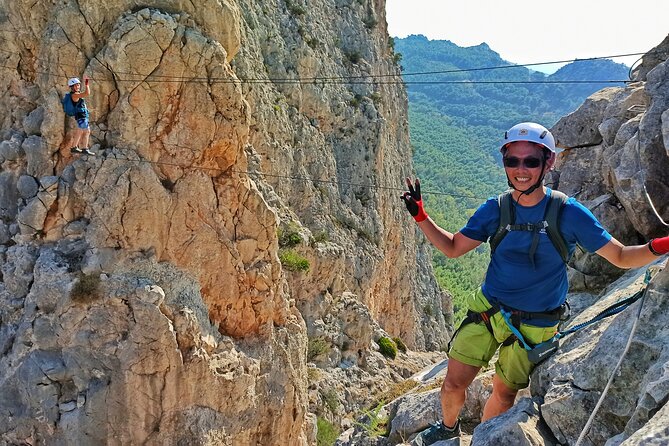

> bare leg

[
  {"left": 481, "top": 373, "right": 518, "bottom": 421},
  {"left": 80, "top": 128, "right": 90, "bottom": 149},
  {"left": 70, "top": 128, "right": 83, "bottom": 148},
  {"left": 440, "top": 358, "right": 481, "bottom": 427}
]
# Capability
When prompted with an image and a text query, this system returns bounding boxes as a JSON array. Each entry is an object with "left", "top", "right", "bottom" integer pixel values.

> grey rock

[
  {"left": 0, "top": 136, "right": 24, "bottom": 161},
  {"left": 0, "top": 222, "right": 10, "bottom": 244},
  {"left": 619, "top": 401, "right": 669, "bottom": 445},
  {"left": 471, "top": 398, "right": 558, "bottom": 446},
  {"left": 1, "top": 244, "right": 38, "bottom": 298},
  {"left": 536, "top": 266, "right": 669, "bottom": 445},
  {"left": 388, "top": 388, "right": 442, "bottom": 443},
  {"left": 17, "top": 175, "right": 39, "bottom": 199},
  {"left": 0, "top": 171, "right": 19, "bottom": 219},
  {"left": 23, "top": 106, "right": 44, "bottom": 136},
  {"left": 23, "top": 135, "right": 53, "bottom": 177}
]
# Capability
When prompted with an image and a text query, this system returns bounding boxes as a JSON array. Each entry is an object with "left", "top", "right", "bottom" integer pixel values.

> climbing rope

[{"left": 574, "top": 266, "right": 662, "bottom": 446}]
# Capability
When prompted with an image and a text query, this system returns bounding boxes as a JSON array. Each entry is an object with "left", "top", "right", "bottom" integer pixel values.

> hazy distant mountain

[{"left": 395, "top": 34, "right": 629, "bottom": 130}]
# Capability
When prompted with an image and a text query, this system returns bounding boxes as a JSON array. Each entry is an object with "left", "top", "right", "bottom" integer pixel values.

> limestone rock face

[
  {"left": 550, "top": 36, "right": 669, "bottom": 291},
  {"left": 0, "top": 0, "right": 448, "bottom": 444}
]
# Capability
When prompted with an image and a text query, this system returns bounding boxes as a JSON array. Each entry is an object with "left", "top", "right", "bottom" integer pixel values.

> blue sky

[{"left": 386, "top": 0, "right": 668, "bottom": 73}]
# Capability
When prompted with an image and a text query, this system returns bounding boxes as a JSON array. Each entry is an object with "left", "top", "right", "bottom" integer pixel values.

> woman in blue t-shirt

[
  {"left": 402, "top": 122, "right": 669, "bottom": 444},
  {"left": 66, "top": 77, "right": 94, "bottom": 155}
]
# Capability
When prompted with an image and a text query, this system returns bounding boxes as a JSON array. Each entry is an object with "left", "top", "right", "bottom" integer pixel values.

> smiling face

[
  {"left": 503, "top": 141, "right": 555, "bottom": 192},
  {"left": 70, "top": 83, "right": 81, "bottom": 92}
]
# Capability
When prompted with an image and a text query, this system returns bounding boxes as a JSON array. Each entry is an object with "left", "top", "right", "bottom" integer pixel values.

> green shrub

[
  {"left": 377, "top": 337, "right": 397, "bottom": 360},
  {"left": 316, "top": 417, "right": 340, "bottom": 446},
  {"left": 307, "top": 367, "right": 322, "bottom": 383},
  {"left": 345, "top": 51, "right": 361, "bottom": 64},
  {"left": 354, "top": 402, "right": 389, "bottom": 437},
  {"left": 321, "top": 389, "right": 339, "bottom": 414},
  {"left": 285, "top": 0, "right": 306, "bottom": 15},
  {"left": 307, "top": 338, "right": 330, "bottom": 361},
  {"left": 392, "top": 337, "right": 407, "bottom": 353},
  {"left": 70, "top": 273, "right": 101, "bottom": 302},
  {"left": 311, "top": 231, "right": 330, "bottom": 244},
  {"left": 278, "top": 221, "right": 302, "bottom": 247},
  {"left": 279, "top": 249, "right": 309, "bottom": 272},
  {"left": 363, "top": 16, "right": 378, "bottom": 29}
]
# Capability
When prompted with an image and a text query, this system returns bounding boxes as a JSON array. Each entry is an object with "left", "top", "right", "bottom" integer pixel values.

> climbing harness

[
  {"left": 489, "top": 189, "right": 571, "bottom": 267},
  {"left": 515, "top": 266, "right": 659, "bottom": 365},
  {"left": 446, "top": 300, "right": 570, "bottom": 353},
  {"left": 449, "top": 266, "right": 659, "bottom": 365},
  {"left": 574, "top": 265, "right": 662, "bottom": 446}
]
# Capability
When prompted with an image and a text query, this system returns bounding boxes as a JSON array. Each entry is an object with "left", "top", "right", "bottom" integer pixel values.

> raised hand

[{"left": 400, "top": 177, "right": 428, "bottom": 222}]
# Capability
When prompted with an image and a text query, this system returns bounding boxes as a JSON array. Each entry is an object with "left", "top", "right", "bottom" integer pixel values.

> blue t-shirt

[{"left": 460, "top": 188, "right": 611, "bottom": 324}]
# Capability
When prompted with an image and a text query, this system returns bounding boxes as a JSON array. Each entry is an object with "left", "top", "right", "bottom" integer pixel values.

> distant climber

[
  {"left": 62, "top": 77, "right": 95, "bottom": 155},
  {"left": 401, "top": 122, "right": 669, "bottom": 444}
]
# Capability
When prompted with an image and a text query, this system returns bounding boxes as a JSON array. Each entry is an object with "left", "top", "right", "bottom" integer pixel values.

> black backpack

[{"left": 489, "top": 190, "right": 570, "bottom": 265}]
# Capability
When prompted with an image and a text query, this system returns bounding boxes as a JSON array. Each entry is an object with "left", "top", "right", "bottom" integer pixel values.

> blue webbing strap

[
  {"left": 500, "top": 308, "right": 533, "bottom": 351},
  {"left": 532, "top": 268, "right": 653, "bottom": 350}
]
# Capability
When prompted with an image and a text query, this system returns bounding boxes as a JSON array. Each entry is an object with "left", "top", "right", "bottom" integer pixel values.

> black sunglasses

[{"left": 503, "top": 156, "right": 543, "bottom": 168}]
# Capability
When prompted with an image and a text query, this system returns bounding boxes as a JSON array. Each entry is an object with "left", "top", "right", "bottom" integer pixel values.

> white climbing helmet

[
  {"left": 501, "top": 122, "right": 560, "bottom": 153},
  {"left": 68, "top": 77, "right": 81, "bottom": 87}
]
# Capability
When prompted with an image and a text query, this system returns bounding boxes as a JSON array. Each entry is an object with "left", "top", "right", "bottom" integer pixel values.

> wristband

[
  {"left": 648, "top": 238, "right": 669, "bottom": 256},
  {"left": 414, "top": 205, "right": 428, "bottom": 223}
]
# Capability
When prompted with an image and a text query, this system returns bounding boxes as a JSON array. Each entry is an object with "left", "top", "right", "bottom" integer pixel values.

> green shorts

[{"left": 448, "top": 288, "right": 558, "bottom": 390}]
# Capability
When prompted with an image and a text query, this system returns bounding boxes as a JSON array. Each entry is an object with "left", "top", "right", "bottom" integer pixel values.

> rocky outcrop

[
  {"left": 549, "top": 36, "right": 669, "bottom": 291},
  {"left": 0, "top": 0, "right": 449, "bottom": 444}
]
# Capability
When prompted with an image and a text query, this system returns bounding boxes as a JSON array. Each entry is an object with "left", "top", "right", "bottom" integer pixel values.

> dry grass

[{"left": 70, "top": 273, "right": 101, "bottom": 302}]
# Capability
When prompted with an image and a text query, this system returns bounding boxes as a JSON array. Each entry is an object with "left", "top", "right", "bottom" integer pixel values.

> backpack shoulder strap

[
  {"left": 544, "top": 190, "right": 570, "bottom": 263},
  {"left": 489, "top": 191, "right": 514, "bottom": 256}
]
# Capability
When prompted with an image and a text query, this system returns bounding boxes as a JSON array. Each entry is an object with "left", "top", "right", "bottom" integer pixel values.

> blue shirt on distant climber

[{"left": 64, "top": 76, "right": 95, "bottom": 155}]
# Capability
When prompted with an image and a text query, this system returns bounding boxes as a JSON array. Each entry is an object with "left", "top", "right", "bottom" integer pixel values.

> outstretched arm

[
  {"left": 417, "top": 218, "right": 482, "bottom": 258},
  {"left": 596, "top": 236, "right": 669, "bottom": 268},
  {"left": 401, "top": 177, "right": 482, "bottom": 258}
]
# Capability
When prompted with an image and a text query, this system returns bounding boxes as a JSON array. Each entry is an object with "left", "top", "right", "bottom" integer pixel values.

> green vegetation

[
  {"left": 392, "top": 337, "right": 407, "bottom": 353},
  {"left": 354, "top": 403, "right": 389, "bottom": 438},
  {"left": 278, "top": 221, "right": 303, "bottom": 247},
  {"left": 285, "top": 0, "right": 306, "bottom": 16},
  {"left": 70, "top": 273, "right": 101, "bottom": 302},
  {"left": 279, "top": 249, "right": 310, "bottom": 272},
  {"left": 307, "top": 338, "right": 330, "bottom": 361},
  {"left": 377, "top": 337, "right": 397, "bottom": 360},
  {"left": 321, "top": 389, "right": 340, "bottom": 414},
  {"left": 345, "top": 51, "right": 361, "bottom": 64},
  {"left": 396, "top": 34, "right": 629, "bottom": 325},
  {"left": 316, "top": 417, "right": 340, "bottom": 446},
  {"left": 369, "top": 379, "right": 418, "bottom": 409},
  {"left": 307, "top": 367, "right": 322, "bottom": 383},
  {"left": 311, "top": 231, "right": 330, "bottom": 245}
]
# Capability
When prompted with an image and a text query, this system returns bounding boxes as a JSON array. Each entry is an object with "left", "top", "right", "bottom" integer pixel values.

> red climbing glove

[
  {"left": 401, "top": 177, "right": 428, "bottom": 223},
  {"left": 84, "top": 76, "right": 89, "bottom": 86},
  {"left": 649, "top": 236, "right": 669, "bottom": 256}
]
